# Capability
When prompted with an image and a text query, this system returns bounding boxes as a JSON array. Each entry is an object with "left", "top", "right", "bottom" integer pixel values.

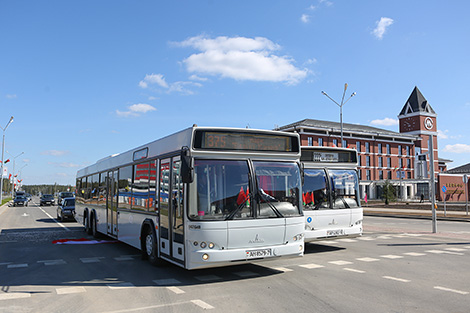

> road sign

[{"left": 442, "top": 186, "right": 447, "bottom": 193}]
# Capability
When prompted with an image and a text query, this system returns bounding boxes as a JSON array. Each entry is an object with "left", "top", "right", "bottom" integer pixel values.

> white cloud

[
  {"left": 177, "top": 35, "right": 308, "bottom": 85},
  {"left": 372, "top": 17, "right": 394, "bottom": 40},
  {"left": 301, "top": 14, "right": 310, "bottom": 23},
  {"left": 370, "top": 118, "right": 398, "bottom": 126},
  {"left": 41, "top": 150, "right": 69, "bottom": 156},
  {"left": 5, "top": 94, "right": 17, "bottom": 99},
  {"left": 49, "top": 162, "right": 80, "bottom": 168},
  {"left": 438, "top": 129, "right": 449, "bottom": 139},
  {"left": 189, "top": 75, "right": 208, "bottom": 82},
  {"left": 442, "top": 144, "right": 470, "bottom": 154},
  {"left": 116, "top": 103, "right": 156, "bottom": 117},
  {"left": 139, "top": 74, "right": 169, "bottom": 89}
]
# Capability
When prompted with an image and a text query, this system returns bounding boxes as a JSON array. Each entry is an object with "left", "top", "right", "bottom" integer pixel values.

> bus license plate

[
  {"left": 246, "top": 248, "right": 272, "bottom": 259},
  {"left": 327, "top": 229, "right": 344, "bottom": 237}
]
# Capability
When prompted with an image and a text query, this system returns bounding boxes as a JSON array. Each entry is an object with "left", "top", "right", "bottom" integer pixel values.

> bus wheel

[
  {"left": 143, "top": 227, "right": 162, "bottom": 266},
  {"left": 85, "top": 213, "right": 92, "bottom": 235},
  {"left": 91, "top": 215, "right": 99, "bottom": 238}
]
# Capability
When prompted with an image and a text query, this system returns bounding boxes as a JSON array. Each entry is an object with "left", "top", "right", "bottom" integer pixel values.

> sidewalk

[{"left": 364, "top": 206, "right": 470, "bottom": 222}]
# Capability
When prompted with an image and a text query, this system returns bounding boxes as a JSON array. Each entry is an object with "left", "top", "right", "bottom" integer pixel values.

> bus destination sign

[{"left": 314, "top": 152, "right": 339, "bottom": 162}]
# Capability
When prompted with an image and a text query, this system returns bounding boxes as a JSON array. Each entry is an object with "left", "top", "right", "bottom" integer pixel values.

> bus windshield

[
  {"left": 189, "top": 160, "right": 301, "bottom": 220},
  {"left": 329, "top": 169, "right": 360, "bottom": 209},
  {"left": 303, "top": 169, "right": 329, "bottom": 210}
]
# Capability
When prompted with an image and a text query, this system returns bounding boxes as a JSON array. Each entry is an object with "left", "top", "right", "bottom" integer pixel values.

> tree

[{"left": 382, "top": 180, "right": 396, "bottom": 205}]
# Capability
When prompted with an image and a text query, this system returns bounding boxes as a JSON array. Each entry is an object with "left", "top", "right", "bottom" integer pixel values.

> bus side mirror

[{"left": 180, "top": 147, "right": 193, "bottom": 183}]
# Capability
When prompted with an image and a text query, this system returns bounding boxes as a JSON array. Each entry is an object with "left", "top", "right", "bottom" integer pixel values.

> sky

[{"left": 1, "top": 0, "right": 469, "bottom": 186}]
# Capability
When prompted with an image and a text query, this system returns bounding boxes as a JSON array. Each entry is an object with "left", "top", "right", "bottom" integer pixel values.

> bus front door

[
  {"left": 159, "top": 157, "right": 185, "bottom": 265},
  {"left": 107, "top": 170, "right": 118, "bottom": 237}
]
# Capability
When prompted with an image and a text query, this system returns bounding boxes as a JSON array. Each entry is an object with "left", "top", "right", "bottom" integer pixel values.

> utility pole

[{"left": 429, "top": 136, "right": 436, "bottom": 233}]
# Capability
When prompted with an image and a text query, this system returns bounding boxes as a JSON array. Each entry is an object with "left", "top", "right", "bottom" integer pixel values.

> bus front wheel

[{"left": 142, "top": 227, "right": 163, "bottom": 266}]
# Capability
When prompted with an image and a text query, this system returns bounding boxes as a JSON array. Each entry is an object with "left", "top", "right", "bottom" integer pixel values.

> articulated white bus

[
  {"left": 75, "top": 126, "right": 304, "bottom": 270},
  {"left": 301, "top": 146, "right": 363, "bottom": 242}
]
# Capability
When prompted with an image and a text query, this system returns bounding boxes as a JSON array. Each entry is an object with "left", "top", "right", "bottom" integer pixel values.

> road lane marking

[
  {"left": 270, "top": 267, "right": 293, "bottom": 272},
  {"left": 38, "top": 207, "right": 69, "bottom": 231},
  {"left": 80, "top": 257, "right": 105, "bottom": 263},
  {"left": 102, "top": 301, "right": 199, "bottom": 313},
  {"left": 167, "top": 286, "right": 185, "bottom": 294},
  {"left": 357, "top": 237, "right": 375, "bottom": 241},
  {"left": 7, "top": 264, "right": 28, "bottom": 268},
  {"left": 38, "top": 259, "right": 67, "bottom": 266},
  {"left": 0, "top": 262, "right": 12, "bottom": 266},
  {"left": 329, "top": 260, "right": 353, "bottom": 266},
  {"left": 380, "top": 255, "right": 404, "bottom": 259},
  {"left": 356, "top": 257, "right": 379, "bottom": 262},
  {"left": 403, "top": 252, "right": 426, "bottom": 256},
  {"left": 445, "top": 248, "right": 467, "bottom": 252},
  {"left": 426, "top": 250, "right": 464, "bottom": 255},
  {"left": 153, "top": 279, "right": 182, "bottom": 285},
  {"left": 56, "top": 287, "right": 86, "bottom": 295},
  {"left": 191, "top": 299, "right": 215, "bottom": 310},
  {"left": 343, "top": 268, "right": 365, "bottom": 273},
  {"left": 383, "top": 276, "right": 410, "bottom": 283},
  {"left": 107, "top": 282, "right": 135, "bottom": 289},
  {"left": 114, "top": 256, "right": 134, "bottom": 261},
  {"left": 194, "top": 275, "right": 222, "bottom": 282},
  {"left": 299, "top": 263, "right": 324, "bottom": 269},
  {"left": 434, "top": 286, "right": 469, "bottom": 295},
  {"left": 0, "top": 293, "right": 31, "bottom": 300},
  {"left": 336, "top": 239, "right": 357, "bottom": 243}
]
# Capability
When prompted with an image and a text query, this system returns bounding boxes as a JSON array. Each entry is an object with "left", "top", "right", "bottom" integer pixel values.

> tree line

[{"left": 1, "top": 179, "right": 74, "bottom": 196}]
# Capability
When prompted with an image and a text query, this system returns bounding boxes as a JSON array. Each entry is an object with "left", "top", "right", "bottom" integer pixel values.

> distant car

[
  {"left": 57, "top": 197, "right": 75, "bottom": 221},
  {"left": 40, "top": 194, "right": 55, "bottom": 206},
  {"left": 57, "top": 192, "right": 74, "bottom": 205},
  {"left": 13, "top": 195, "right": 28, "bottom": 207}
]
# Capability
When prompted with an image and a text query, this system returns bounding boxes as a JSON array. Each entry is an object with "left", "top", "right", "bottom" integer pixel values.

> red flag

[
  {"left": 302, "top": 193, "right": 307, "bottom": 205},
  {"left": 236, "top": 186, "right": 247, "bottom": 205},
  {"left": 4, "top": 159, "right": 10, "bottom": 164},
  {"left": 8, "top": 173, "right": 11, "bottom": 179},
  {"left": 307, "top": 192, "right": 314, "bottom": 205}
]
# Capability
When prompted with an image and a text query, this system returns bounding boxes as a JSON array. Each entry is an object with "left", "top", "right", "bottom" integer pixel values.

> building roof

[
  {"left": 444, "top": 162, "right": 470, "bottom": 174},
  {"left": 276, "top": 118, "right": 418, "bottom": 140},
  {"left": 399, "top": 86, "right": 436, "bottom": 116}
]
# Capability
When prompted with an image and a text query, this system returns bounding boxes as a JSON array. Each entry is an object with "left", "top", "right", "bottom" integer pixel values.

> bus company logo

[
  {"left": 328, "top": 219, "right": 338, "bottom": 225},
  {"left": 249, "top": 234, "right": 264, "bottom": 244}
]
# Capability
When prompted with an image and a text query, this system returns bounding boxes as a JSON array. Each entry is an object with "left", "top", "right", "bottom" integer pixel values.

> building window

[
  {"left": 407, "top": 172, "right": 411, "bottom": 179},
  {"left": 308, "top": 137, "right": 313, "bottom": 146},
  {"left": 399, "top": 158, "right": 403, "bottom": 168},
  {"left": 387, "top": 171, "right": 392, "bottom": 179},
  {"left": 406, "top": 146, "right": 410, "bottom": 156},
  {"left": 378, "top": 143, "right": 382, "bottom": 154},
  {"left": 358, "top": 155, "right": 361, "bottom": 166},
  {"left": 356, "top": 141, "right": 361, "bottom": 152},
  {"left": 366, "top": 156, "right": 370, "bottom": 167},
  {"left": 342, "top": 139, "right": 347, "bottom": 148},
  {"left": 333, "top": 139, "right": 338, "bottom": 147},
  {"left": 379, "top": 170, "right": 383, "bottom": 180},
  {"left": 407, "top": 159, "right": 411, "bottom": 168},
  {"left": 386, "top": 144, "right": 391, "bottom": 154},
  {"left": 365, "top": 142, "right": 370, "bottom": 153},
  {"left": 366, "top": 170, "right": 371, "bottom": 180},
  {"left": 378, "top": 157, "right": 383, "bottom": 167},
  {"left": 358, "top": 169, "right": 362, "bottom": 180},
  {"left": 398, "top": 145, "right": 402, "bottom": 156},
  {"left": 318, "top": 138, "right": 323, "bottom": 146},
  {"left": 387, "top": 158, "right": 391, "bottom": 168}
]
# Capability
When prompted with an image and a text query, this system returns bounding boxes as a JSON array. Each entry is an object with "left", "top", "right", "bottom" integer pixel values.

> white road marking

[
  {"left": 329, "top": 260, "right": 353, "bottom": 266},
  {"left": 194, "top": 275, "right": 222, "bottom": 282},
  {"left": 356, "top": 257, "right": 379, "bottom": 262},
  {"left": 336, "top": 239, "right": 357, "bottom": 243},
  {"left": 270, "top": 267, "right": 293, "bottom": 272},
  {"left": 343, "top": 268, "right": 365, "bottom": 273},
  {"left": 403, "top": 252, "right": 426, "bottom": 256},
  {"left": 234, "top": 271, "right": 260, "bottom": 278},
  {"left": 114, "top": 256, "right": 134, "bottom": 261},
  {"left": 153, "top": 278, "right": 182, "bottom": 285},
  {"left": 38, "top": 259, "right": 67, "bottom": 266},
  {"left": 107, "top": 282, "right": 135, "bottom": 289},
  {"left": 426, "top": 250, "right": 464, "bottom": 255},
  {"left": 0, "top": 292, "right": 31, "bottom": 300},
  {"left": 299, "top": 263, "right": 325, "bottom": 269},
  {"left": 377, "top": 236, "right": 392, "bottom": 239},
  {"left": 7, "top": 264, "right": 28, "bottom": 268},
  {"left": 444, "top": 248, "right": 467, "bottom": 252},
  {"left": 383, "top": 276, "right": 410, "bottom": 283},
  {"left": 191, "top": 299, "right": 215, "bottom": 310},
  {"left": 357, "top": 237, "right": 375, "bottom": 241},
  {"left": 434, "top": 286, "right": 469, "bottom": 295},
  {"left": 380, "top": 255, "right": 404, "bottom": 259},
  {"left": 167, "top": 286, "right": 185, "bottom": 294},
  {"left": 80, "top": 257, "right": 105, "bottom": 263},
  {"left": 56, "top": 287, "right": 86, "bottom": 295},
  {"left": 102, "top": 301, "right": 200, "bottom": 313},
  {"left": 38, "top": 207, "right": 69, "bottom": 231},
  {"left": 0, "top": 262, "right": 12, "bottom": 266}
]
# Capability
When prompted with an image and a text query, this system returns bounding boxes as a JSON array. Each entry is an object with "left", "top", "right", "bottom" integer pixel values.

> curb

[{"left": 364, "top": 211, "right": 470, "bottom": 222}]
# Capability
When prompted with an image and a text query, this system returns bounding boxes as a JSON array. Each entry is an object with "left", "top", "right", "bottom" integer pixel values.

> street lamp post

[
  {"left": 0, "top": 116, "right": 14, "bottom": 203},
  {"left": 322, "top": 84, "right": 356, "bottom": 147}
]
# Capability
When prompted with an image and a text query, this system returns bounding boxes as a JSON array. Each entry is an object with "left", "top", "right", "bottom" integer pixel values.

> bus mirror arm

[{"left": 180, "top": 147, "right": 194, "bottom": 183}]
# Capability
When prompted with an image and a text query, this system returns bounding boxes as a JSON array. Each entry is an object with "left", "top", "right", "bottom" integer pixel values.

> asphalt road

[{"left": 1, "top": 199, "right": 470, "bottom": 313}]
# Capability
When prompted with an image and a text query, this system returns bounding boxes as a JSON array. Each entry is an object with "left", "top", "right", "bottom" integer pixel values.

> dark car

[
  {"left": 13, "top": 195, "right": 28, "bottom": 207},
  {"left": 40, "top": 194, "right": 55, "bottom": 206},
  {"left": 57, "top": 197, "right": 75, "bottom": 221},
  {"left": 57, "top": 191, "right": 74, "bottom": 204}
]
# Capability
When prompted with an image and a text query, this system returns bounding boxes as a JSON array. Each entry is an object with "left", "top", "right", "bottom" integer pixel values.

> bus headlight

[
  {"left": 200, "top": 242, "right": 207, "bottom": 248},
  {"left": 293, "top": 233, "right": 304, "bottom": 241},
  {"left": 208, "top": 242, "right": 215, "bottom": 249},
  {"left": 202, "top": 253, "right": 209, "bottom": 261}
]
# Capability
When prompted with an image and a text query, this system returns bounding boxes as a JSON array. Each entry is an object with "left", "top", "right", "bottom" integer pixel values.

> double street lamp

[
  {"left": 322, "top": 84, "right": 356, "bottom": 147},
  {"left": 0, "top": 116, "right": 14, "bottom": 203}
]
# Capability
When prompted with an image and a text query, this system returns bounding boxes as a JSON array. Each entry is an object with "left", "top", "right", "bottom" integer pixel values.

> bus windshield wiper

[
  {"left": 258, "top": 189, "right": 284, "bottom": 218},
  {"left": 225, "top": 194, "right": 249, "bottom": 220}
]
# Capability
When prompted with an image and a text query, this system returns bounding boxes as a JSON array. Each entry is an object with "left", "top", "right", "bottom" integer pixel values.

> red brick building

[{"left": 277, "top": 86, "right": 459, "bottom": 201}]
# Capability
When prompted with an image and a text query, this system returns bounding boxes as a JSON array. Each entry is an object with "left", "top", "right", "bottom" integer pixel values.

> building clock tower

[{"left": 398, "top": 86, "right": 438, "bottom": 179}]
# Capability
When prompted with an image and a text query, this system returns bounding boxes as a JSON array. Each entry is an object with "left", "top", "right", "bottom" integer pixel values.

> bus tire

[
  {"left": 91, "top": 214, "right": 99, "bottom": 238},
  {"left": 85, "top": 211, "right": 92, "bottom": 235},
  {"left": 142, "top": 226, "right": 163, "bottom": 266}
]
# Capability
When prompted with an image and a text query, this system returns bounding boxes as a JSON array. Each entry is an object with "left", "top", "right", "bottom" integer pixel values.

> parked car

[
  {"left": 57, "top": 197, "right": 75, "bottom": 221},
  {"left": 13, "top": 195, "right": 28, "bottom": 207},
  {"left": 40, "top": 194, "right": 55, "bottom": 206},
  {"left": 57, "top": 191, "right": 74, "bottom": 205}
]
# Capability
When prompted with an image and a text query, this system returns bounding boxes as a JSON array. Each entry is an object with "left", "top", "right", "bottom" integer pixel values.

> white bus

[
  {"left": 301, "top": 146, "right": 363, "bottom": 242},
  {"left": 75, "top": 126, "right": 304, "bottom": 270}
]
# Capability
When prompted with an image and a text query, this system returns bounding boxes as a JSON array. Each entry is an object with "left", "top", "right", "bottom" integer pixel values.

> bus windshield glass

[
  {"left": 189, "top": 160, "right": 302, "bottom": 220},
  {"left": 253, "top": 161, "right": 301, "bottom": 218},
  {"left": 303, "top": 169, "right": 329, "bottom": 210},
  {"left": 329, "top": 169, "right": 360, "bottom": 209}
]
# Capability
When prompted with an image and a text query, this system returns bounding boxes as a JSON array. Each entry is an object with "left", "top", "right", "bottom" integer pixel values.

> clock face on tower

[{"left": 401, "top": 117, "right": 416, "bottom": 132}]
